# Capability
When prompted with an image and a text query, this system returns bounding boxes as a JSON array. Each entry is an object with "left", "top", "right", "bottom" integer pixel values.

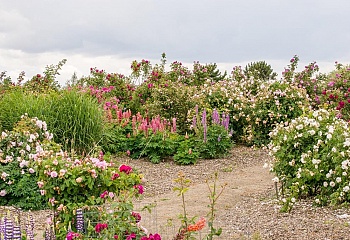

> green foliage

[
  {"left": 0, "top": 88, "right": 103, "bottom": 154},
  {"left": 0, "top": 115, "right": 60, "bottom": 210},
  {"left": 49, "top": 89, "right": 104, "bottom": 154},
  {"left": 146, "top": 82, "right": 200, "bottom": 133},
  {"left": 173, "top": 136, "right": 200, "bottom": 165},
  {"left": 0, "top": 88, "right": 52, "bottom": 132},
  {"left": 101, "top": 123, "right": 131, "bottom": 155},
  {"left": 250, "top": 80, "right": 310, "bottom": 146},
  {"left": 138, "top": 131, "right": 179, "bottom": 164},
  {"left": 268, "top": 109, "right": 350, "bottom": 212},
  {"left": 192, "top": 62, "right": 227, "bottom": 85},
  {"left": 197, "top": 124, "right": 233, "bottom": 159},
  {"left": 244, "top": 61, "right": 277, "bottom": 81}
]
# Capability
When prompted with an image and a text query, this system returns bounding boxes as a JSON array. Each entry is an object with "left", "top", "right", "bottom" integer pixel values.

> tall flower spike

[
  {"left": 202, "top": 109, "right": 207, "bottom": 143},
  {"left": 76, "top": 209, "right": 84, "bottom": 233}
]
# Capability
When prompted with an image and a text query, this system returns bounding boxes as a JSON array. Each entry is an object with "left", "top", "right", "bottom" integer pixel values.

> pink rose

[
  {"left": 50, "top": 171, "right": 58, "bottom": 178},
  {"left": 119, "top": 164, "right": 132, "bottom": 174}
]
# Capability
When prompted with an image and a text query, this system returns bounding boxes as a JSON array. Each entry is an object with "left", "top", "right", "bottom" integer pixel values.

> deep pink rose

[{"left": 119, "top": 164, "right": 132, "bottom": 174}]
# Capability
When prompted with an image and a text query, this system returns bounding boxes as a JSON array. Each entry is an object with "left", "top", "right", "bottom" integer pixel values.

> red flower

[
  {"left": 126, "top": 233, "right": 136, "bottom": 240},
  {"left": 119, "top": 164, "right": 132, "bottom": 174},
  {"left": 134, "top": 184, "right": 144, "bottom": 194},
  {"left": 100, "top": 190, "right": 108, "bottom": 199},
  {"left": 111, "top": 173, "right": 120, "bottom": 180},
  {"left": 132, "top": 211, "right": 141, "bottom": 223},
  {"left": 95, "top": 223, "right": 108, "bottom": 233}
]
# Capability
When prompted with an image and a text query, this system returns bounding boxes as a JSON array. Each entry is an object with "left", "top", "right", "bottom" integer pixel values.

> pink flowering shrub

[
  {"left": 317, "top": 63, "right": 350, "bottom": 121},
  {"left": 36, "top": 150, "right": 143, "bottom": 238},
  {"left": 0, "top": 114, "right": 59, "bottom": 210}
]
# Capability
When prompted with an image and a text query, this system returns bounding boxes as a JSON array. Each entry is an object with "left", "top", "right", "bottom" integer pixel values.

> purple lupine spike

[
  {"left": 45, "top": 227, "right": 50, "bottom": 240},
  {"left": 25, "top": 214, "right": 35, "bottom": 240},
  {"left": 221, "top": 113, "right": 226, "bottom": 126},
  {"left": 192, "top": 115, "right": 197, "bottom": 129},
  {"left": 202, "top": 109, "right": 207, "bottom": 126},
  {"left": 76, "top": 209, "right": 84, "bottom": 233},
  {"left": 212, "top": 109, "right": 220, "bottom": 125},
  {"left": 4, "top": 217, "right": 13, "bottom": 240},
  {"left": 222, "top": 114, "right": 230, "bottom": 131},
  {"left": 202, "top": 109, "right": 207, "bottom": 143},
  {"left": 195, "top": 105, "right": 198, "bottom": 115},
  {"left": 0, "top": 217, "right": 4, "bottom": 238},
  {"left": 45, "top": 225, "right": 56, "bottom": 240},
  {"left": 12, "top": 225, "right": 21, "bottom": 239}
]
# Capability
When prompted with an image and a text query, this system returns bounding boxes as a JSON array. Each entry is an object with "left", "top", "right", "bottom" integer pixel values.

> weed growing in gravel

[{"left": 172, "top": 171, "right": 225, "bottom": 240}]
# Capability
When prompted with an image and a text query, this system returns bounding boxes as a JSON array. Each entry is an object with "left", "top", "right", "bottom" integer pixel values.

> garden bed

[{"left": 23, "top": 146, "right": 350, "bottom": 239}]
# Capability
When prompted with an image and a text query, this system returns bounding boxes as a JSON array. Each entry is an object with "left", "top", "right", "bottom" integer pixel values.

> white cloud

[{"left": 1, "top": 0, "right": 349, "bottom": 85}]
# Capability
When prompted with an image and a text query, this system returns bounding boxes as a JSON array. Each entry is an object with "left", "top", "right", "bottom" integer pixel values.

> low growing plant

[{"left": 173, "top": 134, "right": 200, "bottom": 165}]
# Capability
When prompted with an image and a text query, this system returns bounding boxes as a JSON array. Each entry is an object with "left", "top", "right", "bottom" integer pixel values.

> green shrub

[
  {"left": 137, "top": 131, "right": 179, "bottom": 164},
  {"left": 173, "top": 135, "right": 200, "bottom": 165},
  {"left": 268, "top": 109, "right": 350, "bottom": 211},
  {"left": 193, "top": 108, "right": 234, "bottom": 159},
  {"left": 250, "top": 80, "right": 311, "bottom": 146},
  {"left": 146, "top": 82, "right": 200, "bottom": 133},
  {"left": 197, "top": 124, "right": 233, "bottom": 159}
]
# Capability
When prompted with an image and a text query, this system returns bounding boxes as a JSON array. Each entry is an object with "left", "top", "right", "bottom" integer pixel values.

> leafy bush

[
  {"left": 250, "top": 80, "right": 311, "bottom": 146},
  {"left": 173, "top": 135, "right": 200, "bottom": 165},
  {"left": 268, "top": 109, "right": 350, "bottom": 211},
  {"left": 145, "top": 81, "right": 200, "bottom": 133},
  {"left": 0, "top": 114, "right": 59, "bottom": 210}
]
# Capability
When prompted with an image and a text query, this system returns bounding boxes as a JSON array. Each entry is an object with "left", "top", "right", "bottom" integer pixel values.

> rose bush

[
  {"left": 268, "top": 109, "right": 350, "bottom": 212},
  {"left": 0, "top": 114, "right": 59, "bottom": 210}
]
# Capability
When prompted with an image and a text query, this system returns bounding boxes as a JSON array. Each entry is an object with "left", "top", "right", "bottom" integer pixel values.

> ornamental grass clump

[
  {"left": 49, "top": 89, "right": 104, "bottom": 154},
  {"left": 268, "top": 108, "right": 350, "bottom": 212}
]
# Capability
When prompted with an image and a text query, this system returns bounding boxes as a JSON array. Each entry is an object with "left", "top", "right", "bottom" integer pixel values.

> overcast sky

[{"left": 1, "top": 0, "right": 350, "bottom": 86}]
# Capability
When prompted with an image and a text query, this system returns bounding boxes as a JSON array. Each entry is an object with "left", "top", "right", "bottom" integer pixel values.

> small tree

[{"left": 244, "top": 61, "right": 277, "bottom": 81}]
